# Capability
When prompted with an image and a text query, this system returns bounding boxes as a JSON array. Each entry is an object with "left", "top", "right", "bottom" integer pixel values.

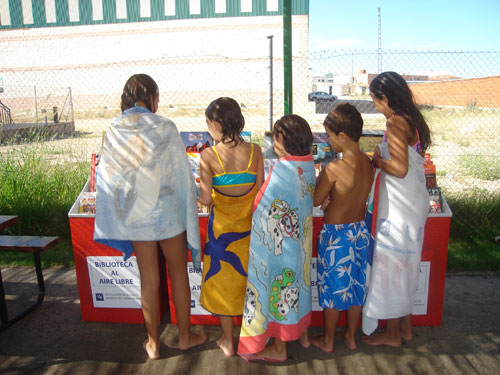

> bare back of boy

[{"left": 315, "top": 150, "right": 373, "bottom": 225}]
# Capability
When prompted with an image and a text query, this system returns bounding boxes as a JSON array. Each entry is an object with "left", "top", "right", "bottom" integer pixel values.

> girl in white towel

[
  {"left": 362, "top": 71, "right": 431, "bottom": 347},
  {"left": 95, "top": 74, "right": 206, "bottom": 359}
]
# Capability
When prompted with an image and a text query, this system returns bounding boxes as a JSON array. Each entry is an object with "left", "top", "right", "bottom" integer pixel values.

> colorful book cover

[
  {"left": 79, "top": 192, "right": 96, "bottom": 214},
  {"left": 312, "top": 132, "right": 337, "bottom": 171},
  {"left": 186, "top": 152, "right": 202, "bottom": 199},
  {"left": 425, "top": 163, "right": 437, "bottom": 189},
  {"left": 180, "top": 131, "right": 213, "bottom": 152},
  {"left": 428, "top": 187, "right": 442, "bottom": 213}
]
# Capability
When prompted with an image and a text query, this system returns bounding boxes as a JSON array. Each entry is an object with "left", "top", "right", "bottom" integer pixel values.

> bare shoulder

[
  {"left": 324, "top": 159, "right": 343, "bottom": 178},
  {"left": 387, "top": 115, "right": 410, "bottom": 136},
  {"left": 200, "top": 145, "right": 215, "bottom": 161},
  {"left": 252, "top": 142, "right": 263, "bottom": 155}
]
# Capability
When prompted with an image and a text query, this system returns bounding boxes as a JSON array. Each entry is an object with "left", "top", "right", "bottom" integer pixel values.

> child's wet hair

[
  {"left": 323, "top": 103, "right": 363, "bottom": 141},
  {"left": 272, "top": 114, "right": 313, "bottom": 156},
  {"left": 205, "top": 97, "right": 244, "bottom": 145},
  {"left": 120, "top": 74, "right": 158, "bottom": 112}
]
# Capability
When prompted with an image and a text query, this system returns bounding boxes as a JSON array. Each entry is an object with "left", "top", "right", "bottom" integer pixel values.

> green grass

[
  {"left": 458, "top": 154, "right": 500, "bottom": 180},
  {"left": 445, "top": 189, "right": 500, "bottom": 272},
  {"left": 1, "top": 131, "right": 499, "bottom": 272},
  {"left": 0, "top": 239, "right": 75, "bottom": 267},
  {"left": 0, "top": 145, "right": 88, "bottom": 267}
]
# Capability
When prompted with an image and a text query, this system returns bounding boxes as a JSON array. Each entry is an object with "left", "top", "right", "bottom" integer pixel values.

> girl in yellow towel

[{"left": 199, "top": 97, "right": 264, "bottom": 356}]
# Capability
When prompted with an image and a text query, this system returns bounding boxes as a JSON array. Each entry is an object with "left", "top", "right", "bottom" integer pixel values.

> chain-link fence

[
  {"left": 293, "top": 50, "right": 500, "bottom": 195},
  {"left": 1, "top": 43, "right": 499, "bottom": 193}
]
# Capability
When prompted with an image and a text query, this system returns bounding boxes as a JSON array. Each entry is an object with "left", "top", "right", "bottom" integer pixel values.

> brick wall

[{"left": 411, "top": 76, "right": 500, "bottom": 108}]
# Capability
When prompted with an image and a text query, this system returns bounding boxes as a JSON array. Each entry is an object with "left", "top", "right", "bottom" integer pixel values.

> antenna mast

[{"left": 378, "top": 7, "right": 382, "bottom": 73}]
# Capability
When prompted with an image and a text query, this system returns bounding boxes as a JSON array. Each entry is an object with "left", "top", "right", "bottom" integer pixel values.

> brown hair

[
  {"left": 272, "top": 114, "right": 313, "bottom": 156},
  {"left": 120, "top": 74, "right": 158, "bottom": 112},
  {"left": 205, "top": 97, "right": 244, "bottom": 145},
  {"left": 370, "top": 71, "right": 431, "bottom": 151},
  {"left": 323, "top": 103, "right": 364, "bottom": 141}
]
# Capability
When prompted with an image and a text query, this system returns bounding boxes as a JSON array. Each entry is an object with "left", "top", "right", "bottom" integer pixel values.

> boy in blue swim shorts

[{"left": 312, "top": 103, "right": 374, "bottom": 352}]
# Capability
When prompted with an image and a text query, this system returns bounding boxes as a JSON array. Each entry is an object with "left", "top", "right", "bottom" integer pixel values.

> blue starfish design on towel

[{"left": 204, "top": 209, "right": 250, "bottom": 282}]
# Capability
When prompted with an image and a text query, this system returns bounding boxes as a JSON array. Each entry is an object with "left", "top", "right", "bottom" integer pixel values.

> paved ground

[{"left": 0, "top": 267, "right": 499, "bottom": 375}]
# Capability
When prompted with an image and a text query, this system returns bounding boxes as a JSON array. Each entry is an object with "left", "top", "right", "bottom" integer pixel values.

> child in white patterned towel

[{"left": 94, "top": 74, "right": 206, "bottom": 360}]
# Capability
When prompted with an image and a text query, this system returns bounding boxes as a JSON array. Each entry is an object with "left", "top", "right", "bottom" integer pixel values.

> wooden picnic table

[
  {"left": 0, "top": 216, "right": 19, "bottom": 232},
  {"left": 0, "top": 215, "right": 59, "bottom": 332}
]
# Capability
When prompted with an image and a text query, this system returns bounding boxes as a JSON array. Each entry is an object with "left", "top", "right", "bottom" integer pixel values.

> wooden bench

[
  {"left": 0, "top": 235, "right": 59, "bottom": 332},
  {"left": 0, "top": 216, "right": 19, "bottom": 231}
]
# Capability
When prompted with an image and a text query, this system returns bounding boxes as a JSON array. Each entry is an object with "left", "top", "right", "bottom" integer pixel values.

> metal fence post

[
  {"left": 283, "top": 0, "right": 292, "bottom": 115},
  {"left": 268, "top": 35, "right": 274, "bottom": 131},
  {"left": 34, "top": 86, "right": 38, "bottom": 125}
]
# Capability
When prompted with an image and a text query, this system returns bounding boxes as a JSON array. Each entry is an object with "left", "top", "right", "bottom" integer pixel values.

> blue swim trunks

[{"left": 317, "top": 221, "right": 371, "bottom": 311}]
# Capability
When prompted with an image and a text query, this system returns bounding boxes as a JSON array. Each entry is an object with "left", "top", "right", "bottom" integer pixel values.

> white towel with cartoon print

[
  {"left": 362, "top": 142, "right": 428, "bottom": 335},
  {"left": 237, "top": 154, "right": 315, "bottom": 355},
  {"left": 93, "top": 106, "right": 201, "bottom": 268}
]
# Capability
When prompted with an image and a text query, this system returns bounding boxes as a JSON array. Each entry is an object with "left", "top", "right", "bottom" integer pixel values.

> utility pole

[{"left": 378, "top": 7, "right": 382, "bottom": 73}]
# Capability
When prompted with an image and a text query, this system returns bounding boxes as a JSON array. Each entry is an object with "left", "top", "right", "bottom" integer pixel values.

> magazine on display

[
  {"left": 428, "top": 187, "right": 442, "bottom": 214},
  {"left": 79, "top": 192, "right": 96, "bottom": 214},
  {"left": 312, "top": 132, "right": 338, "bottom": 174},
  {"left": 180, "top": 131, "right": 213, "bottom": 152},
  {"left": 424, "top": 154, "right": 438, "bottom": 189},
  {"left": 424, "top": 154, "right": 443, "bottom": 213}
]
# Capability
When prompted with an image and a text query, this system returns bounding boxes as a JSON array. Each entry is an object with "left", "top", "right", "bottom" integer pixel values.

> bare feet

[
  {"left": 400, "top": 330, "right": 413, "bottom": 342},
  {"left": 342, "top": 331, "right": 357, "bottom": 350},
  {"left": 311, "top": 334, "right": 334, "bottom": 353},
  {"left": 299, "top": 331, "right": 311, "bottom": 348},
  {"left": 400, "top": 321, "right": 413, "bottom": 342},
  {"left": 253, "top": 343, "right": 287, "bottom": 362},
  {"left": 362, "top": 332, "right": 401, "bottom": 347},
  {"left": 178, "top": 330, "right": 207, "bottom": 351},
  {"left": 143, "top": 339, "right": 160, "bottom": 360},
  {"left": 216, "top": 335, "right": 235, "bottom": 357}
]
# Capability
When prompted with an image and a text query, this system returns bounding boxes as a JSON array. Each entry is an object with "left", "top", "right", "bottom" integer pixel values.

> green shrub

[
  {"left": 0, "top": 147, "right": 88, "bottom": 239},
  {"left": 1, "top": 144, "right": 499, "bottom": 271}
]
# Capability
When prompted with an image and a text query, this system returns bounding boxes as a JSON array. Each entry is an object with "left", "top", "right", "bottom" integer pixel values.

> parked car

[{"left": 308, "top": 91, "right": 337, "bottom": 102}]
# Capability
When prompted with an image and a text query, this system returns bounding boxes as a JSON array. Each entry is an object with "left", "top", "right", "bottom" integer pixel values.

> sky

[{"left": 308, "top": 0, "right": 500, "bottom": 53}]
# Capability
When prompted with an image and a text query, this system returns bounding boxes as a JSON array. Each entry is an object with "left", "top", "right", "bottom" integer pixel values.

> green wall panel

[{"left": 0, "top": 0, "right": 309, "bottom": 29}]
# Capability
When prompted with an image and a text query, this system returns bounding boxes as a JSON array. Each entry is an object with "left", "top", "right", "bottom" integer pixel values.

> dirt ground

[{"left": 0, "top": 267, "right": 499, "bottom": 375}]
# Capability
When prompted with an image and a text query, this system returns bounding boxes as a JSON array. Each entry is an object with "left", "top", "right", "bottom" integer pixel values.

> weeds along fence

[{"left": 1, "top": 46, "right": 499, "bottom": 195}]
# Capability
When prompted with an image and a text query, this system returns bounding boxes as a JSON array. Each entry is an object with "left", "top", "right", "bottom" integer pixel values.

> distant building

[
  {"left": 312, "top": 70, "right": 430, "bottom": 97},
  {"left": 0, "top": 0, "right": 310, "bottom": 110},
  {"left": 0, "top": 0, "right": 308, "bottom": 29}
]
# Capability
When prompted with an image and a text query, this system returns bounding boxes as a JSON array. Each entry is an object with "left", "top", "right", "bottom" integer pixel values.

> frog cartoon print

[
  {"left": 269, "top": 268, "right": 299, "bottom": 321},
  {"left": 267, "top": 199, "right": 300, "bottom": 256}
]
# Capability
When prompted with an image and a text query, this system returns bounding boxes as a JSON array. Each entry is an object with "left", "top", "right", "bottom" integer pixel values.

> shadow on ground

[{"left": 0, "top": 267, "right": 499, "bottom": 375}]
